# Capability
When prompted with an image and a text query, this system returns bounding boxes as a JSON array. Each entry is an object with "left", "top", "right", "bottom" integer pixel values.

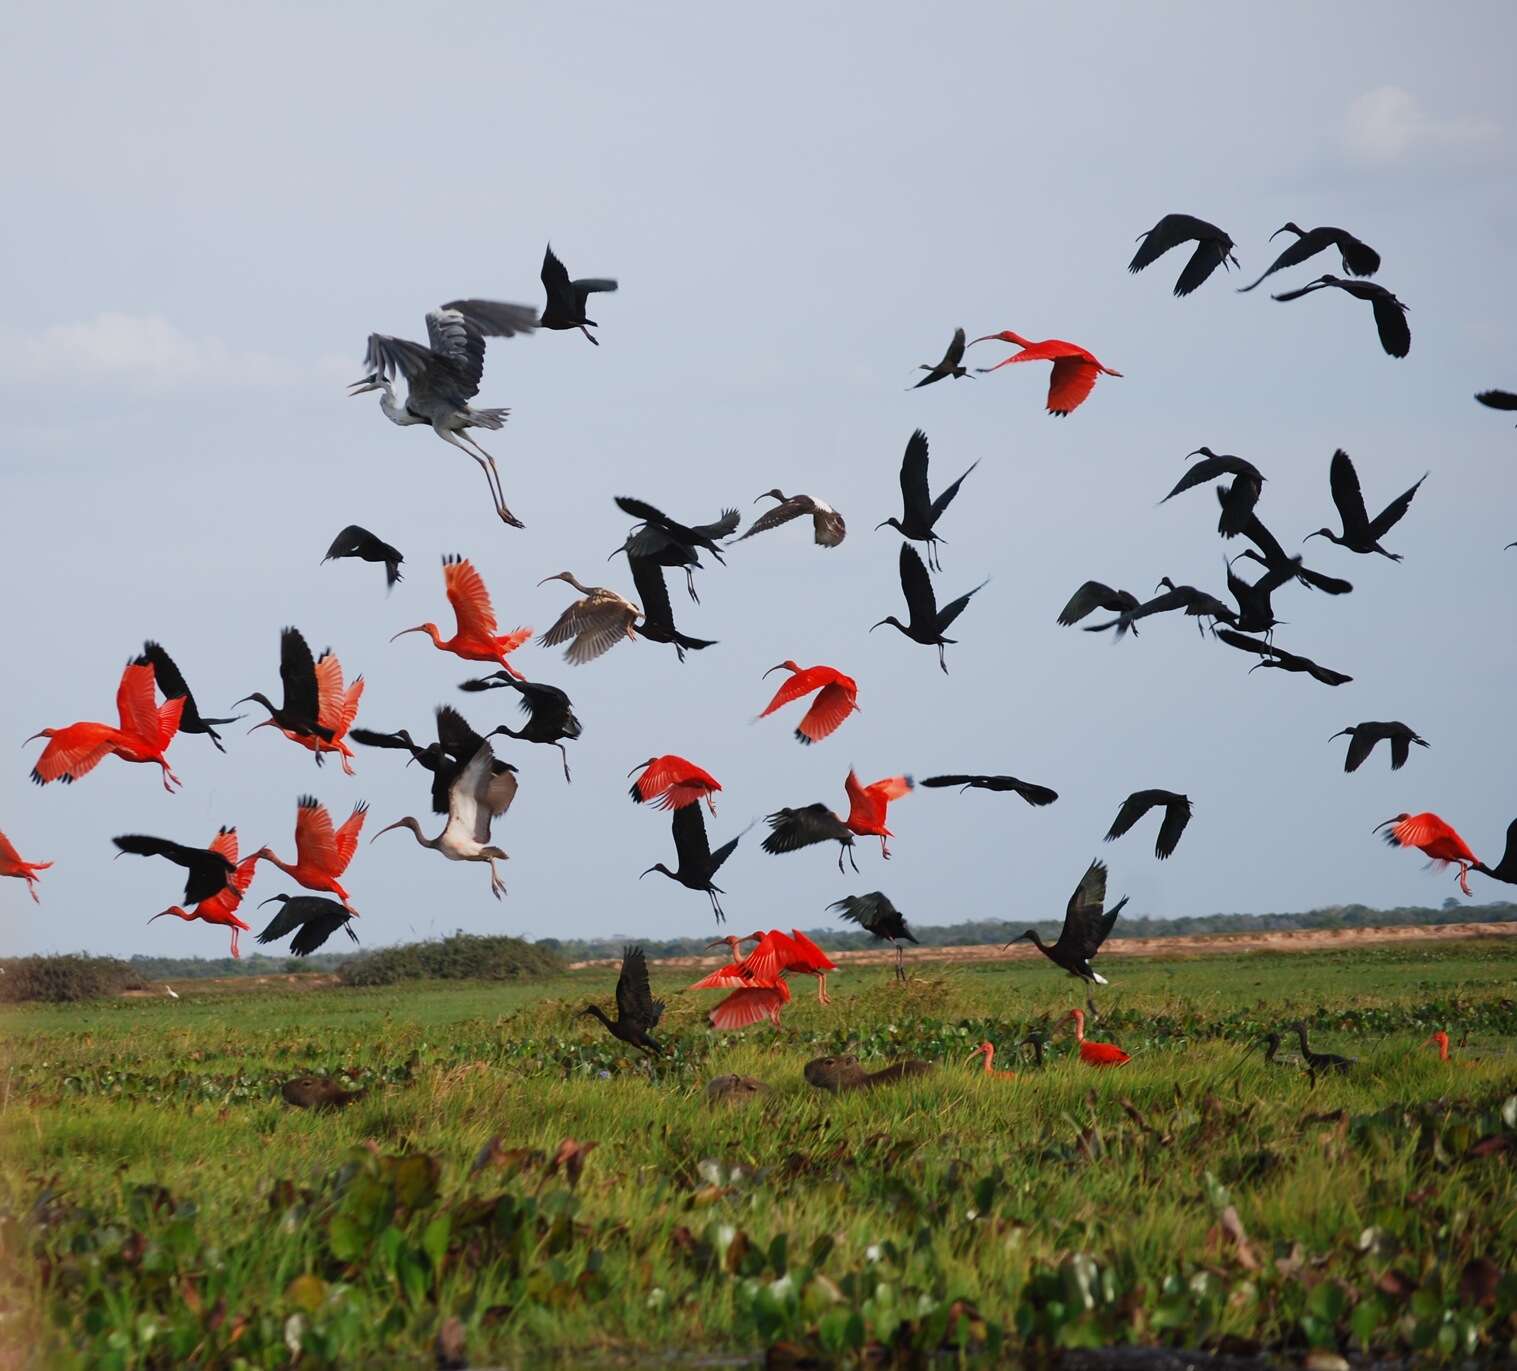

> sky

[{"left": 2, "top": 3, "right": 1514, "bottom": 959}]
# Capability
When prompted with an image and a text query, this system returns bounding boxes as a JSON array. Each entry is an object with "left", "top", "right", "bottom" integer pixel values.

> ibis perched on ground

[
  {"left": 1008, "top": 859, "right": 1127, "bottom": 984},
  {"left": 1067, "top": 1007, "right": 1131, "bottom": 1067},
  {"left": 581, "top": 946, "right": 664, "bottom": 1055},
  {"left": 877, "top": 429, "right": 976, "bottom": 570},
  {"left": 830, "top": 891, "right": 917, "bottom": 982},
  {"left": 1290, "top": 1022, "right": 1353, "bottom": 1080}
]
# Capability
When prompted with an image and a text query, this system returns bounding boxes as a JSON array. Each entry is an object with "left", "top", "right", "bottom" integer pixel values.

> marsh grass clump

[
  {"left": 0, "top": 953, "right": 144, "bottom": 1003},
  {"left": 337, "top": 932, "right": 566, "bottom": 987}
]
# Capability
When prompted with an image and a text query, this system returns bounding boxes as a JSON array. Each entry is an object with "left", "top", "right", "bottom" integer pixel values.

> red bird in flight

[
  {"left": 391, "top": 555, "right": 532, "bottom": 678},
  {"left": 757, "top": 661, "right": 859, "bottom": 745},
  {"left": 843, "top": 770, "right": 914, "bottom": 858},
  {"left": 0, "top": 830, "right": 51, "bottom": 903},
  {"left": 257, "top": 796, "right": 367, "bottom": 912},
  {"left": 628, "top": 755, "right": 722, "bottom": 813},
  {"left": 1375, "top": 812, "right": 1480, "bottom": 896},
  {"left": 969, "top": 331, "right": 1122, "bottom": 415},
  {"left": 148, "top": 826, "right": 258, "bottom": 957}
]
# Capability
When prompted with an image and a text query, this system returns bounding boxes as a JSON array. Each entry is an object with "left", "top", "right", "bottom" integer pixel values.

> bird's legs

[
  {"left": 815, "top": 972, "right": 830, "bottom": 1006},
  {"left": 1456, "top": 862, "right": 1472, "bottom": 897},
  {"left": 879, "top": 836, "right": 891, "bottom": 860},
  {"left": 835, "top": 845, "right": 860, "bottom": 875},
  {"left": 158, "top": 759, "right": 182, "bottom": 793},
  {"left": 556, "top": 742, "right": 572, "bottom": 783},
  {"left": 894, "top": 943, "right": 906, "bottom": 983},
  {"left": 443, "top": 429, "right": 525, "bottom": 529},
  {"left": 684, "top": 567, "right": 700, "bottom": 604},
  {"left": 577, "top": 324, "right": 599, "bottom": 346},
  {"left": 708, "top": 886, "right": 726, "bottom": 924},
  {"left": 937, "top": 643, "right": 949, "bottom": 675},
  {"left": 486, "top": 857, "right": 507, "bottom": 900}
]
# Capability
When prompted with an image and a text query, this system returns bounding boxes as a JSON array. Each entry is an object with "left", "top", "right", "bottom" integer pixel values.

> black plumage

[
  {"left": 456, "top": 673, "right": 582, "bottom": 781},
  {"left": 1228, "top": 499, "right": 1353, "bottom": 597},
  {"left": 1271, "top": 276, "right": 1410, "bottom": 358},
  {"left": 1329, "top": 722, "right": 1428, "bottom": 773},
  {"left": 1104, "top": 790, "right": 1193, "bottom": 860},
  {"left": 1057, "top": 581, "right": 1141, "bottom": 629},
  {"left": 540, "top": 244, "right": 617, "bottom": 343},
  {"left": 1474, "top": 819, "right": 1517, "bottom": 887},
  {"left": 912, "top": 328, "right": 971, "bottom": 387},
  {"left": 830, "top": 892, "right": 916, "bottom": 982},
  {"left": 351, "top": 706, "right": 516, "bottom": 810},
  {"left": 762, "top": 804, "right": 858, "bottom": 873},
  {"left": 641, "top": 805, "right": 741, "bottom": 922},
  {"left": 1216, "top": 629, "right": 1354, "bottom": 686},
  {"left": 1476, "top": 389, "right": 1517, "bottom": 424},
  {"left": 140, "top": 641, "right": 241, "bottom": 752},
  {"left": 876, "top": 429, "right": 978, "bottom": 571},
  {"left": 871, "top": 542, "right": 988, "bottom": 674},
  {"left": 1307, "top": 449, "right": 1425, "bottom": 561},
  {"left": 1225, "top": 554, "right": 1301, "bottom": 635},
  {"left": 626, "top": 551, "right": 717, "bottom": 663},
  {"left": 1129, "top": 214, "right": 1240, "bottom": 296},
  {"left": 1160, "top": 448, "right": 1265, "bottom": 538},
  {"left": 255, "top": 894, "right": 358, "bottom": 957},
  {"left": 233, "top": 627, "right": 332, "bottom": 741},
  {"left": 1236, "top": 223, "right": 1380, "bottom": 293},
  {"left": 1009, "top": 859, "right": 1127, "bottom": 984},
  {"left": 920, "top": 774, "right": 1058, "bottom": 806},
  {"left": 1086, "top": 578, "right": 1237, "bottom": 638},
  {"left": 323, "top": 524, "right": 404, "bottom": 589},
  {"left": 581, "top": 946, "right": 664, "bottom": 1055},
  {"left": 1291, "top": 1022, "right": 1353, "bottom": 1079},
  {"left": 614, "top": 498, "right": 738, "bottom": 602},
  {"left": 113, "top": 834, "right": 237, "bottom": 905}
]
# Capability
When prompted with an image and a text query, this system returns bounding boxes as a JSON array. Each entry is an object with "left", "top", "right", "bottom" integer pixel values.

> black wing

[
  {"left": 1370, "top": 294, "right": 1410, "bottom": 358},
  {"left": 1154, "top": 797, "right": 1192, "bottom": 859},
  {"left": 628, "top": 554, "right": 678, "bottom": 634},
  {"left": 692, "top": 509, "right": 741, "bottom": 541},
  {"left": 762, "top": 804, "right": 847, "bottom": 855},
  {"left": 1129, "top": 213, "right": 1207, "bottom": 272},
  {"left": 255, "top": 898, "right": 307, "bottom": 944},
  {"left": 440, "top": 299, "right": 539, "bottom": 341},
  {"left": 541, "top": 244, "right": 573, "bottom": 312},
  {"left": 1216, "top": 628, "right": 1281, "bottom": 661},
  {"left": 1343, "top": 728, "right": 1377, "bottom": 773},
  {"left": 615, "top": 945, "right": 663, "bottom": 1031},
  {"left": 1236, "top": 229, "right": 1327, "bottom": 292},
  {"left": 1104, "top": 792, "right": 1160, "bottom": 843},
  {"left": 1327, "top": 450, "right": 1371, "bottom": 536},
  {"left": 435, "top": 705, "right": 486, "bottom": 763},
  {"left": 830, "top": 892, "right": 914, "bottom": 942},
  {"left": 277, "top": 627, "right": 329, "bottom": 737},
  {"left": 349, "top": 726, "right": 424, "bottom": 757},
  {"left": 1335, "top": 231, "right": 1380, "bottom": 277},
  {"left": 897, "top": 543, "right": 938, "bottom": 630},
  {"left": 899, "top": 429, "right": 932, "bottom": 524},
  {"left": 1160, "top": 455, "right": 1258, "bottom": 503},
  {"left": 114, "top": 834, "right": 234, "bottom": 904},
  {"left": 1387, "top": 732, "right": 1412, "bottom": 772},
  {"left": 930, "top": 460, "right": 979, "bottom": 523},
  {"left": 289, "top": 903, "right": 357, "bottom": 957},
  {"left": 940, "top": 327, "right": 967, "bottom": 369},
  {"left": 140, "top": 641, "right": 190, "bottom": 707},
  {"left": 936, "top": 577, "right": 989, "bottom": 633},
  {"left": 1269, "top": 279, "right": 1330, "bottom": 304},
  {"left": 928, "top": 774, "right": 1059, "bottom": 806},
  {"left": 1058, "top": 581, "right": 1132, "bottom": 626},
  {"left": 1475, "top": 389, "right": 1517, "bottom": 411},
  {"left": 1174, "top": 239, "right": 1229, "bottom": 297},
  {"left": 1368, "top": 473, "right": 1425, "bottom": 539},
  {"left": 1056, "top": 859, "right": 1109, "bottom": 962},
  {"left": 671, "top": 803, "right": 714, "bottom": 868}
]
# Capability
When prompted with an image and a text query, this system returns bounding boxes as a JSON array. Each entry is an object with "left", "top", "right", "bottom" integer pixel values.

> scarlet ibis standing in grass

[
  {"left": 920, "top": 774, "right": 1058, "bottom": 806},
  {"left": 391, "top": 555, "right": 531, "bottom": 677},
  {"left": 537, "top": 572, "right": 640, "bottom": 665},
  {"left": 877, "top": 429, "right": 976, "bottom": 569},
  {"left": 0, "top": 831, "right": 50, "bottom": 903},
  {"left": 113, "top": 833, "right": 237, "bottom": 906},
  {"left": 968, "top": 1042, "right": 1016, "bottom": 1078},
  {"left": 912, "top": 327, "right": 971, "bottom": 387},
  {"left": 757, "top": 661, "right": 859, "bottom": 745},
  {"left": 28, "top": 658, "right": 185, "bottom": 793},
  {"left": 843, "top": 770, "right": 914, "bottom": 858},
  {"left": 255, "top": 894, "right": 358, "bottom": 957},
  {"left": 1329, "top": 722, "right": 1428, "bottom": 773},
  {"left": 830, "top": 891, "right": 916, "bottom": 982},
  {"left": 256, "top": 796, "right": 366, "bottom": 912},
  {"left": 641, "top": 804, "right": 742, "bottom": 922},
  {"left": 147, "top": 826, "right": 257, "bottom": 957},
  {"left": 1375, "top": 812, "right": 1480, "bottom": 896},
  {"left": 141, "top": 642, "right": 241, "bottom": 753},
  {"left": 323, "top": 525, "right": 404, "bottom": 590},
  {"left": 1237, "top": 223, "right": 1380, "bottom": 293},
  {"left": 1009, "top": 860, "right": 1127, "bottom": 985},
  {"left": 1105, "top": 790, "right": 1192, "bottom": 860},
  {"left": 1473, "top": 818, "right": 1517, "bottom": 887},
  {"left": 540, "top": 244, "right": 617, "bottom": 344},
  {"left": 582, "top": 946, "right": 664, "bottom": 1055},
  {"left": 733, "top": 491, "right": 847, "bottom": 548},
  {"left": 1307, "top": 450, "right": 1425, "bottom": 560},
  {"left": 970, "top": 331, "right": 1123, "bottom": 415},
  {"left": 1272, "top": 276, "right": 1411, "bottom": 357},
  {"left": 1427, "top": 1030, "right": 1453, "bottom": 1062},
  {"left": 456, "top": 673, "right": 582, "bottom": 782},
  {"left": 763, "top": 804, "right": 859, "bottom": 873},
  {"left": 872, "top": 543, "right": 988, "bottom": 674},
  {"left": 628, "top": 755, "right": 721, "bottom": 813},
  {"left": 1129, "top": 213, "right": 1239, "bottom": 296},
  {"left": 1067, "top": 1008, "right": 1130, "bottom": 1067},
  {"left": 1215, "top": 630, "right": 1354, "bottom": 686},
  {"left": 234, "top": 628, "right": 333, "bottom": 753}
]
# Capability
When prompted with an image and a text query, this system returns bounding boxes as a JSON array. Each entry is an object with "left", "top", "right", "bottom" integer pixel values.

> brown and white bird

[
  {"left": 536, "top": 572, "right": 640, "bottom": 665},
  {"left": 733, "top": 491, "right": 846, "bottom": 547}
]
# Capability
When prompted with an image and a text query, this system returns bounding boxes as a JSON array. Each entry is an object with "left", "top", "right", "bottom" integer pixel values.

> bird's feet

[{"left": 498, "top": 505, "right": 526, "bottom": 530}]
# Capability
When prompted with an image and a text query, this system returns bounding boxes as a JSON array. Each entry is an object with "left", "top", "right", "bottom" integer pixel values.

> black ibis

[
  {"left": 457, "top": 673, "right": 583, "bottom": 781},
  {"left": 876, "top": 429, "right": 977, "bottom": 571},
  {"left": 872, "top": 542, "right": 988, "bottom": 674},
  {"left": 1105, "top": 790, "right": 1192, "bottom": 860},
  {"left": 1008, "top": 858, "right": 1127, "bottom": 985},
  {"left": 641, "top": 804, "right": 741, "bottom": 922},
  {"left": 626, "top": 550, "right": 717, "bottom": 663},
  {"left": 353, "top": 706, "right": 516, "bottom": 809},
  {"left": 255, "top": 894, "right": 358, "bottom": 957},
  {"left": 113, "top": 833, "right": 238, "bottom": 906},
  {"left": 1307, "top": 449, "right": 1425, "bottom": 561},
  {"left": 1236, "top": 223, "right": 1380, "bottom": 293},
  {"left": 1057, "top": 581, "right": 1141, "bottom": 630},
  {"left": 613, "top": 497, "right": 738, "bottom": 602},
  {"left": 1476, "top": 389, "right": 1517, "bottom": 424},
  {"left": 920, "top": 774, "right": 1058, "bottom": 806},
  {"left": 1230, "top": 501, "right": 1353, "bottom": 596},
  {"left": 581, "top": 946, "right": 664, "bottom": 1056},
  {"left": 323, "top": 525, "right": 404, "bottom": 589},
  {"left": 140, "top": 641, "right": 241, "bottom": 753},
  {"left": 1290, "top": 1022, "right": 1353, "bottom": 1078},
  {"left": 540, "top": 244, "right": 617, "bottom": 343},
  {"left": 830, "top": 891, "right": 917, "bottom": 982},
  {"left": 733, "top": 491, "right": 846, "bottom": 547},
  {"left": 762, "top": 803, "right": 859, "bottom": 873},
  {"left": 912, "top": 327, "right": 972, "bottom": 387},
  {"left": 1129, "top": 213, "right": 1239, "bottom": 296},
  {"left": 1086, "top": 578, "right": 1238, "bottom": 638},
  {"left": 232, "top": 627, "right": 332, "bottom": 744},
  {"left": 1329, "top": 722, "right": 1429, "bottom": 773},
  {"left": 1216, "top": 629, "right": 1354, "bottom": 686},
  {"left": 1474, "top": 818, "right": 1517, "bottom": 887},
  {"left": 1225, "top": 554, "right": 1300, "bottom": 635},
  {"left": 1160, "top": 448, "right": 1265, "bottom": 538},
  {"left": 1271, "top": 276, "right": 1410, "bottom": 358}
]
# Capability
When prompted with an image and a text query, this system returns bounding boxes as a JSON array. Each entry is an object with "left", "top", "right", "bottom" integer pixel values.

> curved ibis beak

[
  {"left": 1327, "top": 729, "right": 1352, "bottom": 741},
  {"left": 370, "top": 820, "right": 409, "bottom": 843},
  {"left": 627, "top": 759, "right": 654, "bottom": 777},
  {"left": 1302, "top": 531, "right": 1324, "bottom": 542},
  {"left": 257, "top": 895, "right": 287, "bottom": 908},
  {"left": 1371, "top": 817, "right": 1397, "bottom": 834},
  {"left": 389, "top": 626, "right": 427, "bottom": 643},
  {"left": 965, "top": 1045, "right": 987, "bottom": 1061},
  {"left": 535, "top": 575, "right": 562, "bottom": 588},
  {"left": 22, "top": 731, "right": 48, "bottom": 745},
  {"left": 146, "top": 908, "right": 178, "bottom": 924},
  {"left": 761, "top": 663, "right": 791, "bottom": 678},
  {"left": 868, "top": 620, "right": 888, "bottom": 633},
  {"left": 1246, "top": 662, "right": 1265, "bottom": 675},
  {"left": 638, "top": 866, "right": 656, "bottom": 880},
  {"left": 967, "top": 334, "right": 999, "bottom": 346},
  {"left": 873, "top": 519, "right": 891, "bottom": 532}
]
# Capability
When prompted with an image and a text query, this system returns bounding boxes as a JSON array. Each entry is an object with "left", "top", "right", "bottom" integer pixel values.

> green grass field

[{"left": 4, "top": 940, "right": 1516, "bottom": 1368}]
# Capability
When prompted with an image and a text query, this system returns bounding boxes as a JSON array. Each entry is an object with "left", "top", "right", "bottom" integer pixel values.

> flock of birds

[{"left": 4, "top": 224, "right": 1515, "bottom": 1043}]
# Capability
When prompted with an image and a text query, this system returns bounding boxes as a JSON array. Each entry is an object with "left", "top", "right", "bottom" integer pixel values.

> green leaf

[
  {"left": 422, "top": 1215, "right": 450, "bottom": 1272},
  {"left": 285, "top": 1274, "right": 326, "bottom": 1313},
  {"left": 328, "top": 1215, "right": 366, "bottom": 1263}
]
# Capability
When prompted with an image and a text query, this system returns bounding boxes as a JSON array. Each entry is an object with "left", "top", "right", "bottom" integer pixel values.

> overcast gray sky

[{"left": 2, "top": 4, "right": 1514, "bottom": 958}]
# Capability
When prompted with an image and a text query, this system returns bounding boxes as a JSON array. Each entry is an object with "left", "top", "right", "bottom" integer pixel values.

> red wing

[
  {"left": 687, "top": 959, "right": 759, "bottom": 990},
  {"left": 332, "top": 803, "right": 368, "bottom": 872},
  {"left": 116, "top": 662, "right": 162, "bottom": 743},
  {"left": 32, "top": 725, "right": 116, "bottom": 783},
  {"left": 1047, "top": 357, "right": 1100, "bottom": 415},
  {"left": 495, "top": 627, "right": 533, "bottom": 654},
  {"left": 294, "top": 799, "right": 340, "bottom": 874},
  {"left": 230, "top": 855, "right": 258, "bottom": 895},
  {"left": 708, "top": 984, "right": 790, "bottom": 1031},
  {"left": 314, "top": 655, "right": 346, "bottom": 731},
  {"left": 868, "top": 775, "right": 914, "bottom": 804},
  {"left": 757, "top": 667, "right": 823, "bottom": 717},
  {"left": 330, "top": 677, "right": 365, "bottom": 736},
  {"left": 156, "top": 695, "right": 185, "bottom": 748},
  {"left": 0, "top": 832, "right": 22, "bottom": 866},
  {"left": 844, "top": 769, "right": 882, "bottom": 829},
  {"left": 1391, "top": 813, "right": 1459, "bottom": 851},
  {"left": 445, "top": 557, "right": 500, "bottom": 639},
  {"left": 209, "top": 828, "right": 240, "bottom": 865},
  {"left": 787, "top": 928, "right": 838, "bottom": 972},
  {"left": 636, "top": 755, "right": 698, "bottom": 802},
  {"left": 738, "top": 931, "right": 785, "bottom": 985},
  {"left": 796, "top": 682, "right": 856, "bottom": 743}
]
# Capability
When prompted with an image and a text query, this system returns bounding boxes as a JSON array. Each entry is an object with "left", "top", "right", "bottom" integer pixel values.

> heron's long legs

[{"left": 460, "top": 432, "right": 524, "bottom": 529}]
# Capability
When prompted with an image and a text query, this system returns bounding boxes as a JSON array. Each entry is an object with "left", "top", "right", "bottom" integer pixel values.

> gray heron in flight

[{"left": 349, "top": 299, "right": 538, "bottom": 527}]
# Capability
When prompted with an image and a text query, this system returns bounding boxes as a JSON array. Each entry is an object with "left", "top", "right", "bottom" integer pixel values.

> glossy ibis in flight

[
  {"left": 323, "top": 525, "right": 404, "bottom": 590},
  {"left": 1216, "top": 629, "right": 1353, "bottom": 686},
  {"left": 1008, "top": 859, "right": 1127, "bottom": 984},
  {"left": 147, "top": 826, "right": 257, "bottom": 957},
  {"left": 540, "top": 243, "right": 617, "bottom": 344},
  {"left": 613, "top": 496, "right": 737, "bottom": 601},
  {"left": 872, "top": 543, "right": 987, "bottom": 674},
  {"left": 27, "top": 658, "right": 185, "bottom": 792},
  {"left": 1160, "top": 448, "right": 1265, "bottom": 538},
  {"left": 968, "top": 1042, "right": 1016, "bottom": 1078},
  {"left": 536, "top": 572, "right": 640, "bottom": 665},
  {"left": 113, "top": 832, "right": 238, "bottom": 906},
  {"left": 877, "top": 429, "right": 977, "bottom": 570},
  {"left": 1066, "top": 1007, "right": 1131, "bottom": 1067},
  {"left": 1476, "top": 389, "right": 1517, "bottom": 423},
  {"left": 256, "top": 795, "right": 366, "bottom": 912},
  {"left": 763, "top": 803, "right": 859, "bottom": 873},
  {"left": 1086, "top": 578, "right": 1237, "bottom": 638},
  {"left": 457, "top": 673, "right": 582, "bottom": 781},
  {"left": 1473, "top": 818, "right": 1517, "bottom": 888},
  {"left": 352, "top": 705, "right": 509, "bottom": 809},
  {"left": 733, "top": 491, "right": 846, "bottom": 547},
  {"left": 625, "top": 551, "right": 716, "bottom": 662},
  {"left": 1105, "top": 790, "right": 1192, "bottom": 860},
  {"left": 912, "top": 327, "right": 972, "bottom": 387},
  {"left": 1329, "top": 722, "right": 1428, "bottom": 773},
  {"left": 391, "top": 555, "right": 531, "bottom": 677},
  {"left": 969, "top": 331, "right": 1122, "bottom": 414},
  {"left": 255, "top": 894, "right": 358, "bottom": 957},
  {"left": 372, "top": 742, "right": 519, "bottom": 899},
  {"left": 830, "top": 891, "right": 916, "bottom": 981},
  {"left": 1230, "top": 502, "right": 1353, "bottom": 596},
  {"left": 1376, "top": 812, "right": 1480, "bottom": 897},
  {"left": 581, "top": 946, "right": 664, "bottom": 1055},
  {"left": 756, "top": 661, "right": 859, "bottom": 745},
  {"left": 920, "top": 774, "right": 1058, "bottom": 806},
  {"left": 1290, "top": 1022, "right": 1353, "bottom": 1079},
  {"left": 629, "top": 755, "right": 721, "bottom": 813},
  {"left": 1271, "top": 276, "right": 1410, "bottom": 357},
  {"left": 0, "top": 831, "right": 50, "bottom": 904},
  {"left": 641, "top": 803, "right": 742, "bottom": 922},
  {"left": 1225, "top": 555, "right": 1299, "bottom": 635},
  {"left": 141, "top": 642, "right": 240, "bottom": 753},
  {"left": 1057, "top": 581, "right": 1141, "bottom": 631},
  {"left": 350, "top": 297, "right": 538, "bottom": 526},
  {"left": 1129, "top": 213, "right": 1239, "bottom": 295},
  {"left": 277, "top": 647, "right": 363, "bottom": 774},
  {"left": 843, "top": 770, "right": 914, "bottom": 858},
  {"left": 1307, "top": 449, "right": 1425, "bottom": 561},
  {"left": 233, "top": 628, "right": 334, "bottom": 751},
  {"left": 1236, "top": 223, "right": 1380, "bottom": 293}
]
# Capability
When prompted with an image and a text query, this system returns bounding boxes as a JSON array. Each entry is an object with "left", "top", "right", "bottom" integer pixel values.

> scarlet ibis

[
  {"left": 147, "top": 827, "right": 257, "bottom": 957},
  {"left": 920, "top": 774, "right": 1058, "bottom": 806},
  {"left": 709, "top": 977, "right": 791, "bottom": 1032},
  {"left": 391, "top": 555, "right": 532, "bottom": 677},
  {"left": 912, "top": 327, "right": 972, "bottom": 387},
  {"left": 757, "top": 661, "right": 859, "bottom": 745},
  {"left": 1290, "top": 1022, "right": 1352, "bottom": 1077},
  {"left": 1473, "top": 818, "right": 1517, "bottom": 887},
  {"left": 783, "top": 928, "right": 840, "bottom": 1003},
  {"left": 1476, "top": 389, "right": 1517, "bottom": 423},
  {"left": 28, "top": 658, "right": 185, "bottom": 793},
  {"left": 1086, "top": 578, "right": 1236, "bottom": 638},
  {"left": 1009, "top": 859, "right": 1127, "bottom": 984},
  {"left": 1216, "top": 629, "right": 1354, "bottom": 686},
  {"left": 1376, "top": 812, "right": 1480, "bottom": 897},
  {"left": 255, "top": 894, "right": 358, "bottom": 957},
  {"left": 843, "top": 770, "right": 913, "bottom": 858},
  {"left": 351, "top": 298, "right": 538, "bottom": 526},
  {"left": 1057, "top": 582, "right": 1141, "bottom": 631},
  {"left": 1105, "top": 790, "right": 1192, "bottom": 860},
  {"left": 832, "top": 892, "right": 915, "bottom": 979},
  {"left": 763, "top": 803, "right": 859, "bottom": 873},
  {"left": 873, "top": 543, "right": 987, "bottom": 674},
  {"left": 537, "top": 572, "right": 640, "bottom": 665},
  {"left": 456, "top": 673, "right": 582, "bottom": 781},
  {"left": 1231, "top": 504, "right": 1353, "bottom": 596},
  {"left": 540, "top": 244, "right": 617, "bottom": 344},
  {"left": 0, "top": 831, "right": 50, "bottom": 903},
  {"left": 581, "top": 946, "right": 664, "bottom": 1055},
  {"left": 141, "top": 642, "right": 240, "bottom": 753},
  {"left": 1236, "top": 223, "right": 1381, "bottom": 293},
  {"left": 1307, "top": 449, "right": 1425, "bottom": 561},
  {"left": 113, "top": 833, "right": 237, "bottom": 906},
  {"left": 282, "top": 648, "right": 363, "bottom": 774},
  {"left": 1161, "top": 449, "right": 1265, "bottom": 538},
  {"left": 877, "top": 429, "right": 977, "bottom": 571},
  {"left": 628, "top": 755, "right": 721, "bottom": 813},
  {"left": 625, "top": 551, "right": 716, "bottom": 662},
  {"left": 1329, "top": 722, "right": 1428, "bottom": 773},
  {"left": 1066, "top": 1008, "right": 1130, "bottom": 1067},
  {"left": 733, "top": 491, "right": 846, "bottom": 548},
  {"left": 323, "top": 525, "right": 404, "bottom": 590},
  {"left": 372, "top": 743, "right": 518, "bottom": 899},
  {"left": 256, "top": 796, "right": 366, "bottom": 912},
  {"left": 1272, "top": 276, "right": 1410, "bottom": 357},
  {"left": 641, "top": 804, "right": 742, "bottom": 922},
  {"left": 1428, "top": 1030, "right": 1452, "bottom": 1062},
  {"left": 969, "top": 331, "right": 1123, "bottom": 415},
  {"left": 1129, "top": 213, "right": 1240, "bottom": 296},
  {"left": 968, "top": 1042, "right": 1016, "bottom": 1078},
  {"left": 233, "top": 628, "right": 334, "bottom": 750}
]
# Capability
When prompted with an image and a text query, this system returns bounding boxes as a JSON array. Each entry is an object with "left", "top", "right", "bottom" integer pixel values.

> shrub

[
  {"left": 337, "top": 932, "right": 565, "bottom": 987},
  {"left": 0, "top": 954, "right": 146, "bottom": 1003}
]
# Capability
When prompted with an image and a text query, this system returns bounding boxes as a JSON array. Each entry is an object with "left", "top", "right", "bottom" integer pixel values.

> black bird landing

[
  {"left": 232, "top": 627, "right": 333, "bottom": 743},
  {"left": 1290, "top": 1022, "right": 1353, "bottom": 1080},
  {"left": 1216, "top": 629, "right": 1353, "bottom": 686},
  {"left": 612, "top": 498, "right": 738, "bottom": 603},
  {"left": 877, "top": 429, "right": 978, "bottom": 571},
  {"left": 256, "top": 894, "right": 358, "bottom": 957},
  {"left": 1229, "top": 499, "right": 1353, "bottom": 597},
  {"left": 1225, "top": 553, "right": 1300, "bottom": 635},
  {"left": 1086, "top": 578, "right": 1237, "bottom": 638},
  {"left": 540, "top": 244, "right": 617, "bottom": 344},
  {"left": 456, "top": 673, "right": 582, "bottom": 781},
  {"left": 830, "top": 891, "right": 917, "bottom": 982},
  {"left": 1237, "top": 223, "right": 1381, "bottom": 293},
  {"left": 1129, "top": 213, "right": 1240, "bottom": 296},
  {"left": 1271, "top": 276, "right": 1410, "bottom": 358},
  {"left": 1160, "top": 448, "right": 1265, "bottom": 538},
  {"left": 762, "top": 803, "right": 858, "bottom": 873},
  {"left": 1307, "top": 449, "right": 1425, "bottom": 561},
  {"left": 1329, "top": 721, "right": 1429, "bottom": 773},
  {"left": 353, "top": 705, "right": 518, "bottom": 809},
  {"left": 323, "top": 524, "right": 404, "bottom": 590},
  {"left": 1009, "top": 858, "right": 1127, "bottom": 985},
  {"left": 1105, "top": 790, "right": 1192, "bottom": 861},
  {"left": 1057, "top": 581, "right": 1142, "bottom": 631},
  {"left": 626, "top": 549, "right": 717, "bottom": 664},
  {"left": 1476, "top": 389, "right": 1517, "bottom": 425},
  {"left": 920, "top": 774, "right": 1058, "bottom": 806},
  {"left": 642, "top": 805, "right": 742, "bottom": 923},
  {"left": 912, "top": 328, "right": 972, "bottom": 388},
  {"left": 581, "top": 946, "right": 664, "bottom": 1056},
  {"left": 872, "top": 542, "right": 988, "bottom": 674},
  {"left": 140, "top": 641, "right": 241, "bottom": 753},
  {"left": 113, "top": 834, "right": 237, "bottom": 906},
  {"left": 1473, "top": 818, "right": 1517, "bottom": 887}
]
